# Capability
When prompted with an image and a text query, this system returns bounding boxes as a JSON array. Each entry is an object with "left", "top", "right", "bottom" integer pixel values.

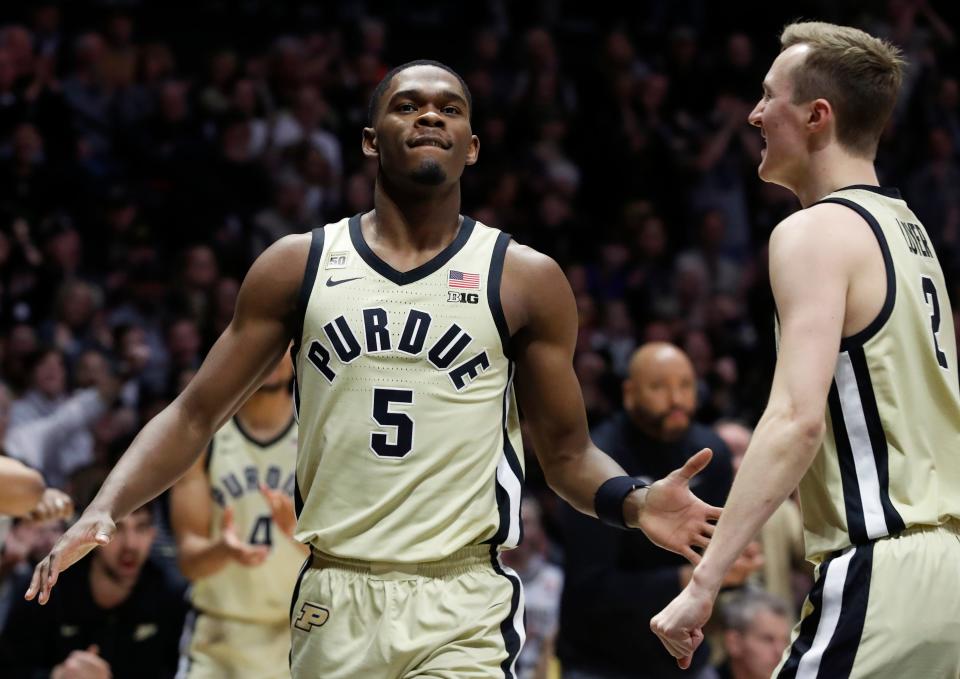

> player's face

[
  {"left": 363, "top": 66, "right": 479, "bottom": 190},
  {"left": 749, "top": 45, "right": 813, "bottom": 189},
  {"left": 96, "top": 509, "right": 156, "bottom": 582}
]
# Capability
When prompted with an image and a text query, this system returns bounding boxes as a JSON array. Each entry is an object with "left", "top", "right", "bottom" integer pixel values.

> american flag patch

[{"left": 448, "top": 270, "right": 481, "bottom": 289}]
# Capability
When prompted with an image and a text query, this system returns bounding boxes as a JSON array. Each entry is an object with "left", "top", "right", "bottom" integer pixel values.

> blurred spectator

[
  {"left": 0, "top": 500, "right": 186, "bottom": 678},
  {"left": 558, "top": 343, "right": 750, "bottom": 679},
  {"left": 5, "top": 347, "right": 117, "bottom": 488},
  {"left": 716, "top": 589, "right": 792, "bottom": 679},
  {"left": 501, "top": 497, "right": 563, "bottom": 679}
]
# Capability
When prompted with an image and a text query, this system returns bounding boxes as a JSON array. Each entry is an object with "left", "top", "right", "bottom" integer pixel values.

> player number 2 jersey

[
  {"left": 799, "top": 186, "right": 960, "bottom": 562},
  {"left": 291, "top": 214, "right": 524, "bottom": 563}
]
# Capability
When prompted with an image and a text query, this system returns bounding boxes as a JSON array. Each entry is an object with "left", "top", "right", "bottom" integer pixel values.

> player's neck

[
  {"left": 791, "top": 147, "right": 879, "bottom": 208},
  {"left": 236, "top": 393, "right": 294, "bottom": 441},
  {"left": 370, "top": 177, "right": 463, "bottom": 253}
]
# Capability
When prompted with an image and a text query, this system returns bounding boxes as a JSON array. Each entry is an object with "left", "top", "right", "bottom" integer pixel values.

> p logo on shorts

[{"left": 294, "top": 602, "right": 330, "bottom": 632}]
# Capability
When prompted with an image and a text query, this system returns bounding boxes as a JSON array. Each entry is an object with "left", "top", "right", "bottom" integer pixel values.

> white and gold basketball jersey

[
  {"left": 798, "top": 185, "right": 960, "bottom": 561},
  {"left": 290, "top": 214, "right": 523, "bottom": 563},
  {"left": 190, "top": 416, "right": 303, "bottom": 623}
]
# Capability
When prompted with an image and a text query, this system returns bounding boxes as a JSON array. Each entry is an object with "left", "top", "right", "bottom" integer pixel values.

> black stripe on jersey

[
  {"left": 815, "top": 197, "right": 896, "bottom": 351},
  {"left": 827, "top": 382, "right": 869, "bottom": 544},
  {"left": 777, "top": 555, "right": 830, "bottom": 677},
  {"left": 294, "top": 473, "right": 304, "bottom": 519},
  {"left": 485, "top": 361, "right": 524, "bottom": 547},
  {"left": 817, "top": 543, "right": 874, "bottom": 677},
  {"left": 489, "top": 546, "right": 523, "bottom": 679},
  {"left": 203, "top": 440, "right": 214, "bottom": 473},
  {"left": 349, "top": 212, "right": 477, "bottom": 286},
  {"left": 488, "top": 231, "right": 513, "bottom": 359},
  {"left": 847, "top": 348, "right": 905, "bottom": 534},
  {"left": 291, "top": 227, "right": 326, "bottom": 417}
]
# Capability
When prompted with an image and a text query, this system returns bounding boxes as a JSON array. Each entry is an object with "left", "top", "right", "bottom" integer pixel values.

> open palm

[{"left": 637, "top": 448, "right": 721, "bottom": 563}]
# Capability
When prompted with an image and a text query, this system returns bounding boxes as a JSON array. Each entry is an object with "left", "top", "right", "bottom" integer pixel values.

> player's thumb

[
  {"left": 676, "top": 448, "right": 713, "bottom": 481},
  {"left": 87, "top": 644, "right": 100, "bottom": 655},
  {"left": 94, "top": 521, "right": 115, "bottom": 545}
]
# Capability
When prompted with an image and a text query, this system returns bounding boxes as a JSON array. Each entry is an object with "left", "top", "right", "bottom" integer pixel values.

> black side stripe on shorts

[
  {"left": 174, "top": 605, "right": 199, "bottom": 679},
  {"left": 288, "top": 553, "right": 312, "bottom": 625},
  {"left": 489, "top": 546, "right": 524, "bottom": 679},
  {"left": 778, "top": 544, "right": 874, "bottom": 678}
]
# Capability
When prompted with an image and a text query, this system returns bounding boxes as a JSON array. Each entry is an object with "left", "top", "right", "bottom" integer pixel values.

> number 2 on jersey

[
  {"left": 921, "top": 275, "right": 949, "bottom": 369},
  {"left": 370, "top": 388, "right": 414, "bottom": 458}
]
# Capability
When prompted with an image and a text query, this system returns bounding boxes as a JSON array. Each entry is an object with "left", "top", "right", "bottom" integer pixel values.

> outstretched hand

[
  {"left": 25, "top": 510, "right": 116, "bottom": 605},
  {"left": 633, "top": 448, "right": 721, "bottom": 563}
]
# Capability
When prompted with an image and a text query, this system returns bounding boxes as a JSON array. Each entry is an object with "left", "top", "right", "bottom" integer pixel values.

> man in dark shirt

[
  {"left": 0, "top": 501, "right": 185, "bottom": 679},
  {"left": 558, "top": 342, "right": 761, "bottom": 679}
]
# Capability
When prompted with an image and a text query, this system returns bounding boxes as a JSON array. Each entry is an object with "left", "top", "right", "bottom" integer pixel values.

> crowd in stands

[{"left": 0, "top": 1, "right": 958, "bottom": 677}]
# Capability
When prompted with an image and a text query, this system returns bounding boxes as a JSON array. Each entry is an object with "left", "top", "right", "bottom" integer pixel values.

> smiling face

[
  {"left": 748, "top": 45, "right": 816, "bottom": 189},
  {"left": 363, "top": 65, "right": 479, "bottom": 191}
]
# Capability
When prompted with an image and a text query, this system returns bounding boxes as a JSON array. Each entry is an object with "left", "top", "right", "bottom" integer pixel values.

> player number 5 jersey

[{"left": 291, "top": 214, "right": 524, "bottom": 563}]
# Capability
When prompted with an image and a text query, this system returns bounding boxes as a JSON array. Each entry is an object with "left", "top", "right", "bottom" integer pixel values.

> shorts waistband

[
  {"left": 309, "top": 545, "right": 493, "bottom": 579},
  {"left": 893, "top": 518, "right": 960, "bottom": 539}
]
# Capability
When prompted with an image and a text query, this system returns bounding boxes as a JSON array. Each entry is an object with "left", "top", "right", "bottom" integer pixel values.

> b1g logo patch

[
  {"left": 326, "top": 252, "right": 350, "bottom": 269},
  {"left": 294, "top": 602, "right": 330, "bottom": 632},
  {"left": 447, "top": 291, "right": 479, "bottom": 304}
]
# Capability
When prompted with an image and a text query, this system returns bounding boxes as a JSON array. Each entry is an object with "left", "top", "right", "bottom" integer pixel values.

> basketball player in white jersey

[
  {"left": 652, "top": 23, "right": 960, "bottom": 678},
  {"left": 27, "top": 60, "right": 722, "bottom": 677},
  {"left": 171, "top": 353, "right": 304, "bottom": 678}
]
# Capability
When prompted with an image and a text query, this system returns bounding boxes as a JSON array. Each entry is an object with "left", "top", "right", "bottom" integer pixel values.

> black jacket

[
  {"left": 557, "top": 412, "right": 733, "bottom": 678},
  {"left": 0, "top": 557, "right": 186, "bottom": 679}
]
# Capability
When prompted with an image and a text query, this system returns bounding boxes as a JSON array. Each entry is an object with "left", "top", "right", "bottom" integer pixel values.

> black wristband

[{"left": 594, "top": 476, "right": 648, "bottom": 529}]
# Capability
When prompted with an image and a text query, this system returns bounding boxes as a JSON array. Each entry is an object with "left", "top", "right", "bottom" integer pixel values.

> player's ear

[
  {"left": 807, "top": 98, "right": 832, "bottom": 134},
  {"left": 362, "top": 127, "right": 379, "bottom": 158},
  {"left": 464, "top": 134, "right": 480, "bottom": 166}
]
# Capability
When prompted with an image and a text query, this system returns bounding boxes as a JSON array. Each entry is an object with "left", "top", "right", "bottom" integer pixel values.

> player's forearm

[
  {"left": 541, "top": 441, "right": 630, "bottom": 518},
  {"left": 87, "top": 401, "right": 215, "bottom": 520},
  {"left": 693, "top": 407, "right": 822, "bottom": 593},
  {"left": 177, "top": 533, "right": 233, "bottom": 581}
]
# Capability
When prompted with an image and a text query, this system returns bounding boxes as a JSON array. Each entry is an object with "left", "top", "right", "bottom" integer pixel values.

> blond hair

[{"left": 780, "top": 21, "right": 905, "bottom": 158}]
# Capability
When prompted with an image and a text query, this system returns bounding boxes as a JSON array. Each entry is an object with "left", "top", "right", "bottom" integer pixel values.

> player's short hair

[
  {"left": 780, "top": 22, "right": 905, "bottom": 159},
  {"left": 722, "top": 588, "right": 790, "bottom": 633},
  {"left": 367, "top": 59, "right": 472, "bottom": 126}
]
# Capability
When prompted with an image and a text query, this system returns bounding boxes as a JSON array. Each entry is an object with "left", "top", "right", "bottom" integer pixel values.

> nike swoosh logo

[{"left": 326, "top": 276, "right": 364, "bottom": 287}]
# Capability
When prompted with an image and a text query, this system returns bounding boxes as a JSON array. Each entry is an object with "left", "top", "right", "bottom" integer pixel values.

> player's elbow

[{"left": 785, "top": 410, "right": 826, "bottom": 454}]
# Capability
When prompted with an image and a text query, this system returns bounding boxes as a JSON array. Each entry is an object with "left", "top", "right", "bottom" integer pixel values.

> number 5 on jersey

[{"left": 370, "top": 388, "right": 414, "bottom": 458}]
